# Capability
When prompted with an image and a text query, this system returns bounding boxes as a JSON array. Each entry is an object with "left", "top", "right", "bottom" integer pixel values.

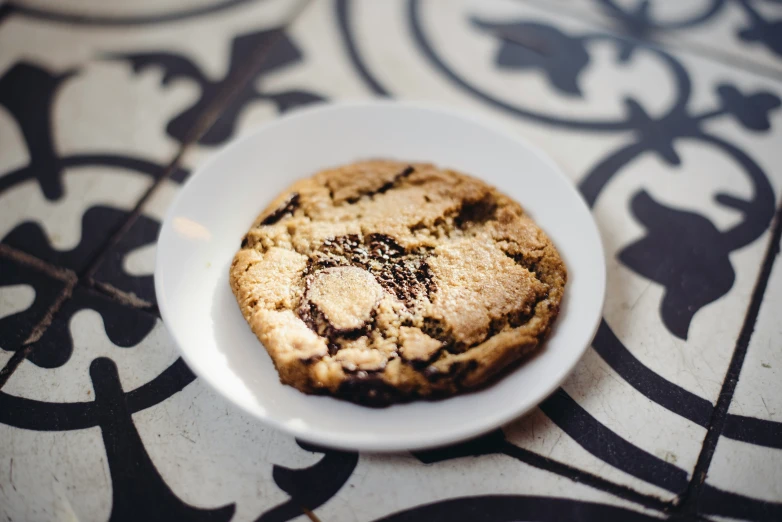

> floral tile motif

[
  {"left": 86, "top": 0, "right": 325, "bottom": 305},
  {"left": 89, "top": 174, "right": 188, "bottom": 307},
  {"left": 0, "top": 0, "right": 303, "bottom": 272},
  {"left": 527, "top": 0, "right": 782, "bottom": 77}
]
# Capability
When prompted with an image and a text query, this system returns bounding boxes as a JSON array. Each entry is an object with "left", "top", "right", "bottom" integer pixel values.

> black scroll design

[
  {"left": 736, "top": 0, "right": 782, "bottom": 58},
  {"left": 91, "top": 358, "right": 235, "bottom": 522},
  {"left": 409, "top": 4, "right": 693, "bottom": 131},
  {"left": 581, "top": 127, "right": 776, "bottom": 341},
  {"left": 470, "top": 18, "right": 591, "bottom": 96},
  {"left": 0, "top": 62, "right": 76, "bottom": 200},
  {"left": 0, "top": 325, "right": 230, "bottom": 522},
  {"left": 0, "top": 352, "right": 227, "bottom": 521},
  {"left": 23, "top": 288, "right": 157, "bottom": 369},
  {"left": 372, "top": 495, "right": 664, "bottom": 522},
  {"left": 699, "top": 482, "right": 782, "bottom": 521},
  {"left": 0, "top": 291, "right": 217, "bottom": 518},
  {"left": 598, "top": 0, "right": 782, "bottom": 60},
  {"left": 112, "top": 27, "right": 324, "bottom": 146},
  {"left": 413, "top": 390, "right": 689, "bottom": 495},
  {"left": 257, "top": 440, "right": 358, "bottom": 522},
  {"left": 0, "top": 255, "right": 69, "bottom": 356},
  {"left": 0, "top": 62, "right": 173, "bottom": 272},
  {"left": 0, "top": 58, "right": 222, "bottom": 520},
  {"left": 410, "top": 422, "right": 782, "bottom": 520}
]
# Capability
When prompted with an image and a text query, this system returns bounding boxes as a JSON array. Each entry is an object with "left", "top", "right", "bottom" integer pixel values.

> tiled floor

[
  {"left": 529, "top": 0, "right": 782, "bottom": 79},
  {"left": 1, "top": 0, "right": 780, "bottom": 520}
]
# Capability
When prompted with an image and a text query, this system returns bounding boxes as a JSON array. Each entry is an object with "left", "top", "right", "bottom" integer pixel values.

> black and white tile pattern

[
  {"left": 1, "top": 0, "right": 781, "bottom": 520},
  {"left": 527, "top": 0, "right": 782, "bottom": 78},
  {"left": 0, "top": 247, "right": 75, "bottom": 370}
]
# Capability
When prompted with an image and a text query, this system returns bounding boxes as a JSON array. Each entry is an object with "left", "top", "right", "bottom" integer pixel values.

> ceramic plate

[{"left": 155, "top": 101, "right": 606, "bottom": 452}]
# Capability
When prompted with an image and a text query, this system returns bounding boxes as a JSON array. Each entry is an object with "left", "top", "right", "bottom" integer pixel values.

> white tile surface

[
  {"left": 2, "top": 0, "right": 781, "bottom": 518},
  {"left": 0, "top": 0, "right": 304, "bottom": 269},
  {"left": 729, "top": 235, "right": 782, "bottom": 421},
  {"left": 707, "top": 436, "right": 782, "bottom": 504}
]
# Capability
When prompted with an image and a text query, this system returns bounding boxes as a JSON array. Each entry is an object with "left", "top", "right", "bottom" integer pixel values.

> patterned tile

[
  {"left": 0, "top": 0, "right": 304, "bottom": 272},
  {"left": 2, "top": 288, "right": 172, "bottom": 399},
  {"left": 199, "top": 0, "right": 782, "bottom": 503},
  {"left": 0, "top": 291, "right": 664, "bottom": 521},
  {"left": 138, "top": 380, "right": 667, "bottom": 521},
  {"left": 726, "top": 233, "right": 782, "bottom": 440},
  {"left": 526, "top": 0, "right": 782, "bottom": 77},
  {"left": 697, "top": 230, "right": 782, "bottom": 521},
  {"left": 88, "top": 0, "right": 782, "bottom": 504},
  {"left": 3, "top": 0, "right": 782, "bottom": 519},
  {"left": 0, "top": 247, "right": 74, "bottom": 366},
  {"left": 89, "top": 173, "right": 188, "bottom": 307},
  {"left": 0, "top": 291, "right": 200, "bottom": 521},
  {"left": 87, "top": 0, "right": 325, "bottom": 304}
]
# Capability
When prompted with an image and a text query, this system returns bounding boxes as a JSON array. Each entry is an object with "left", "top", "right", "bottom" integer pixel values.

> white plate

[{"left": 155, "top": 101, "right": 605, "bottom": 452}]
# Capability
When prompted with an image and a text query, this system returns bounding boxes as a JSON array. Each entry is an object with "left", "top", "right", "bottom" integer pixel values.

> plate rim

[{"left": 154, "top": 99, "right": 606, "bottom": 452}]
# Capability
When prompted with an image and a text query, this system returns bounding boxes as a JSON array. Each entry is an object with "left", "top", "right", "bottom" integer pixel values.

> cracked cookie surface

[{"left": 230, "top": 160, "right": 567, "bottom": 406}]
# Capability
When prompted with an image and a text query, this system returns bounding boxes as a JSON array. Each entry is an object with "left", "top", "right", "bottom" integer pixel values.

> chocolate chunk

[
  {"left": 306, "top": 266, "right": 383, "bottom": 331},
  {"left": 455, "top": 194, "right": 498, "bottom": 229},
  {"left": 343, "top": 165, "right": 416, "bottom": 204},
  {"left": 312, "top": 233, "right": 435, "bottom": 307},
  {"left": 260, "top": 193, "right": 300, "bottom": 225},
  {"left": 375, "top": 165, "right": 415, "bottom": 195},
  {"left": 337, "top": 374, "right": 406, "bottom": 407},
  {"left": 416, "top": 260, "right": 435, "bottom": 299},
  {"left": 297, "top": 299, "right": 376, "bottom": 348},
  {"left": 420, "top": 317, "right": 454, "bottom": 349},
  {"left": 297, "top": 264, "right": 380, "bottom": 352},
  {"left": 504, "top": 250, "right": 540, "bottom": 275}
]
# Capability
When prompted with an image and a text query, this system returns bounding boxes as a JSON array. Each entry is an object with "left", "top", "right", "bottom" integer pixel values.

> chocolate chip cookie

[{"left": 230, "top": 160, "right": 566, "bottom": 406}]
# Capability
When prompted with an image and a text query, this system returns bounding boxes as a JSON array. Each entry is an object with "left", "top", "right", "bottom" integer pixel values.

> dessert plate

[{"left": 155, "top": 101, "right": 605, "bottom": 451}]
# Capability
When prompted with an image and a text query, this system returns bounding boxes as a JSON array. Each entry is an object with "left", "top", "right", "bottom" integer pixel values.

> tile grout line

[
  {"left": 88, "top": 279, "right": 156, "bottom": 310},
  {"left": 0, "top": 245, "right": 78, "bottom": 389},
  {"left": 674, "top": 202, "right": 782, "bottom": 515},
  {"left": 78, "top": 0, "right": 314, "bottom": 286},
  {"left": 78, "top": 156, "right": 184, "bottom": 284},
  {"left": 519, "top": 0, "right": 782, "bottom": 83},
  {"left": 0, "top": 0, "right": 314, "bottom": 388},
  {"left": 0, "top": 283, "right": 74, "bottom": 389},
  {"left": 0, "top": 243, "right": 77, "bottom": 283}
]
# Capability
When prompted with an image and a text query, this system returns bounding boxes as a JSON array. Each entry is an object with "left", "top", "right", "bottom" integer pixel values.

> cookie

[{"left": 230, "top": 160, "right": 566, "bottom": 406}]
